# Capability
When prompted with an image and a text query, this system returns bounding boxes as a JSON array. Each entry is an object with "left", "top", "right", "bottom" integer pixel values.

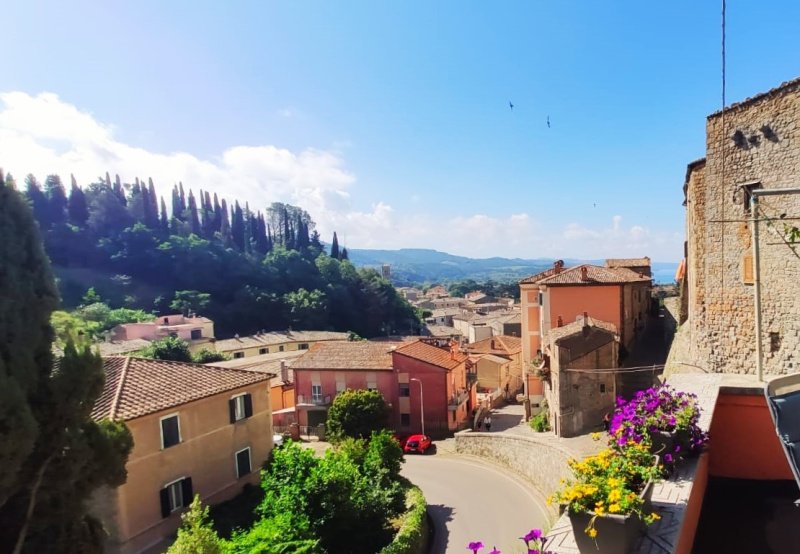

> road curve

[{"left": 401, "top": 453, "right": 550, "bottom": 554}]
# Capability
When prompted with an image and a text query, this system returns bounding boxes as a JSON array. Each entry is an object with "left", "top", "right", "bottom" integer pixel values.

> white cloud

[{"left": 0, "top": 92, "right": 681, "bottom": 261}]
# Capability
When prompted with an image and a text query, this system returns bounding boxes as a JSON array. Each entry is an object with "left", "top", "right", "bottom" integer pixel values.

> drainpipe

[{"left": 751, "top": 187, "right": 800, "bottom": 382}]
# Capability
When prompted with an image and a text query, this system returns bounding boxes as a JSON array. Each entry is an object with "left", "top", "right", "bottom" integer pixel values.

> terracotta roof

[
  {"left": 208, "top": 349, "right": 306, "bottom": 372},
  {"left": 430, "top": 308, "right": 463, "bottom": 317},
  {"left": 214, "top": 330, "right": 350, "bottom": 352},
  {"left": 467, "top": 335, "right": 522, "bottom": 356},
  {"left": 91, "top": 357, "right": 272, "bottom": 421},
  {"left": 547, "top": 317, "right": 618, "bottom": 344},
  {"left": 519, "top": 266, "right": 562, "bottom": 284},
  {"left": 393, "top": 340, "right": 467, "bottom": 370},
  {"left": 535, "top": 265, "right": 651, "bottom": 286},
  {"left": 604, "top": 257, "right": 650, "bottom": 268},
  {"left": 93, "top": 339, "right": 152, "bottom": 357},
  {"left": 289, "top": 341, "right": 401, "bottom": 371},
  {"left": 424, "top": 324, "right": 463, "bottom": 337}
]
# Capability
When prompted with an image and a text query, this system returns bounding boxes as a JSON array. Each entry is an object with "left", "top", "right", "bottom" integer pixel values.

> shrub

[
  {"left": 379, "top": 486, "right": 428, "bottom": 554},
  {"left": 530, "top": 410, "right": 550, "bottom": 432},
  {"left": 326, "top": 389, "right": 390, "bottom": 442}
]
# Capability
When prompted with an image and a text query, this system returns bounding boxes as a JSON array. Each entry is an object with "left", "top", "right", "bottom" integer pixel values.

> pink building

[
  {"left": 110, "top": 314, "right": 215, "bottom": 352},
  {"left": 290, "top": 341, "right": 402, "bottom": 427},
  {"left": 392, "top": 340, "right": 475, "bottom": 437}
]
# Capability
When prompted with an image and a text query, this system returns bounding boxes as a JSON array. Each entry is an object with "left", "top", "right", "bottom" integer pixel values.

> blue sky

[{"left": 2, "top": 1, "right": 800, "bottom": 261}]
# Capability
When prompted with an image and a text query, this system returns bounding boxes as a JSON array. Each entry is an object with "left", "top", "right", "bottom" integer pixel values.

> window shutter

[
  {"left": 743, "top": 253, "right": 754, "bottom": 285},
  {"left": 181, "top": 477, "right": 193, "bottom": 507},
  {"left": 160, "top": 488, "right": 170, "bottom": 518},
  {"left": 229, "top": 398, "right": 236, "bottom": 423},
  {"left": 244, "top": 394, "right": 253, "bottom": 418}
]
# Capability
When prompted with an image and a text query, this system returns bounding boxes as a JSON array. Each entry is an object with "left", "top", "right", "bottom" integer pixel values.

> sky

[{"left": 2, "top": 1, "right": 800, "bottom": 262}]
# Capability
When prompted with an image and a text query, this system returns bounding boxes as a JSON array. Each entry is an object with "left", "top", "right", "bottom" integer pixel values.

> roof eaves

[{"left": 109, "top": 356, "right": 131, "bottom": 421}]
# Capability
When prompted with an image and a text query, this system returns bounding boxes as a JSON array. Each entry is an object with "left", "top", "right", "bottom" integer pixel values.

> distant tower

[{"left": 381, "top": 264, "right": 391, "bottom": 280}]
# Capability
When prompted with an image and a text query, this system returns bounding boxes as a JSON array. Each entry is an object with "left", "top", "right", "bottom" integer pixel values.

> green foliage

[
  {"left": 171, "top": 289, "right": 211, "bottom": 316},
  {"left": 530, "top": 410, "right": 551, "bottom": 432},
  {"left": 0, "top": 181, "right": 133, "bottom": 551},
  {"left": 378, "top": 487, "right": 428, "bottom": 554},
  {"left": 138, "top": 336, "right": 193, "bottom": 362},
  {"left": 51, "top": 302, "right": 153, "bottom": 345},
  {"left": 326, "top": 389, "right": 391, "bottom": 443},
  {"left": 168, "top": 495, "right": 226, "bottom": 554},
  {"left": 193, "top": 348, "right": 230, "bottom": 364}
]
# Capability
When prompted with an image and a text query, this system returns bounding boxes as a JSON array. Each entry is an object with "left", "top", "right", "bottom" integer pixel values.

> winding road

[{"left": 401, "top": 452, "right": 550, "bottom": 554}]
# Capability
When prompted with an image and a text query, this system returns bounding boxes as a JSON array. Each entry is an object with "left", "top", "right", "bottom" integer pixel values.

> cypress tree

[
  {"left": 67, "top": 175, "right": 89, "bottom": 227},
  {"left": 0, "top": 180, "right": 133, "bottom": 551},
  {"left": 24, "top": 175, "right": 48, "bottom": 228},
  {"left": 178, "top": 182, "right": 187, "bottom": 216},
  {"left": 330, "top": 232, "right": 340, "bottom": 259},
  {"left": 231, "top": 202, "right": 245, "bottom": 251},
  {"left": 341, "top": 247, "right": 349, "bottom": 261},
  {"left": 113, "top": 174, "right": 127, "bottom": 206},
  {"left": 147, "top": 178, "right": 159, "bottom": 227},
  {"left": 159, "top": 197, "right": 169, "bottom": 235},
  {"left": 219, "top": 198, "right": 231, "bottom": 243},
  {"left": 171, "top": 186, "right": 182, "bottom": 220},
  {"left": 44, "top": 175, "right": 67, "bottom": 227},
  {"left": 187, "top": 191, "right": 201, "bottom": 236},
  {"left": 212, "top": 193, "right": 222, "bottom": 234}
]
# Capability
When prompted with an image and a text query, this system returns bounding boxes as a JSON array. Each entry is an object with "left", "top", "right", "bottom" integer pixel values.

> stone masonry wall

[
  {"left": 689, "top": 78, "right": 800, "bottom": 375},
  {"left": 454, "top": 431, "right": 572, "bottom": 519}
]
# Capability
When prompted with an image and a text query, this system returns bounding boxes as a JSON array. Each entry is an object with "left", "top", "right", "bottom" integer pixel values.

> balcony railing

[
  {"left": 296, "top": 394, "right": 332, "bottom": 406},
  {"left": 448, "top": 389, "right": 469, "bottom": 409}
]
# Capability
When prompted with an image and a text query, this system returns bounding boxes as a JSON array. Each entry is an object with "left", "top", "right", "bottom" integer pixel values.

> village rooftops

[
  {"left": 289, "top": 340, "right": 402, "bottom": 371},
  {"left": 424, "top": 324, "right": 463, "bottom": 337},
  {"left": 466, "top": 335, "right": 522, "bottom": 356},
  {"left": 213, "top": 330, "right": 350, "bottom": 353},
  {"left": 91, "top": 357, "right": 273, "bottom": 422},
  {"left": 547, "top": 316, "right": 618, "bottom": 343},
  {"left": 393, "top": 340, "right": 468, "bottom": 370},
  {"left": 604, "top": 257, "right": 651, "bottom": 268},
  {"left": 207, "top": 349, "right": 306, "bottom": 372},
  {"left": 522, "top": 264, "right": 651, "bottom": 286}
]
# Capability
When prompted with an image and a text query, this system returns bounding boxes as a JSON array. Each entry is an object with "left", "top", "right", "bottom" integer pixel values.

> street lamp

[{"left": 410, "top": 378, "right": 425, "bottom": 436}]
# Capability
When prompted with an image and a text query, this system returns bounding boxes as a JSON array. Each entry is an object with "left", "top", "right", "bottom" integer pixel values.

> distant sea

[{"left": 652, "top": 265, "right": 679, "bottom": 284}]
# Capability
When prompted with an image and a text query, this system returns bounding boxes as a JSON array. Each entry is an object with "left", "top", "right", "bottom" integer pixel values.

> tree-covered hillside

[{"left": 8, "top": 171, "right": 418, "bottom": 338}]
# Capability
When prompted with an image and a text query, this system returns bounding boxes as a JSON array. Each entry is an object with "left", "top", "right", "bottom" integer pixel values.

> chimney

[
  {"left": 580, "top": 266, "right": 589, "bottom": 282},
  {"left": 554, "top": 259, "right": 564, "bottom": 273},
  {"left": 491, "top": 339, "right": 496, "bottom": 350},
  {"left": 583, "top": 311, "right": 589, "bottom": 327},
  {"left": 280, "top": 360, "right": 289, "bottom": 383},
  {"left": 557, "top": 316, "right": 563, "bottom": 327}
]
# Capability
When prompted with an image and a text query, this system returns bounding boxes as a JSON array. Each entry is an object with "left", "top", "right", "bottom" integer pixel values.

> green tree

[
  {"left": 193, "top": 349, "right": 229, "bottom": 364},
  {"left": 138, "top": 336, "right": 193, "bottom": 362},
  {"left": 0, "top": 181, "right": 133, "bottom": 552},
  {"left": 67, "top": 176, "right": 89, "bottom": 227},
  {"left": 326, "top": 389, "right": 390, "bottom": 443},
  {"left": 283, "top": 288, "right": 328, "bottom": 329},
  {"left": 167, "top": 495, "right": 225, "bottom": 554},
  {"left": 171, "top": 290, "right": 211, "bottom": 316},
  {"left": 330, "top": 232, "right": 340, "bottom": 260}
]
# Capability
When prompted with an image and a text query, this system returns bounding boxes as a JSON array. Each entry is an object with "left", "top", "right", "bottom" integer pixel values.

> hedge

[{"left": 379, "top": 486, "right": 428, "bottom": 554}]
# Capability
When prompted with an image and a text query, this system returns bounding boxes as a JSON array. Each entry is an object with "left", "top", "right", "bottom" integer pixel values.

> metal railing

[{"left": 296, "top": 394, "right": 332, "bottom": 406}]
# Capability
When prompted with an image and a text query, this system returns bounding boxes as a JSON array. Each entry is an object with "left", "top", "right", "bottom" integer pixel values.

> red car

[{"left": 403, "top": 434, "right": 432, "bottom": 454}]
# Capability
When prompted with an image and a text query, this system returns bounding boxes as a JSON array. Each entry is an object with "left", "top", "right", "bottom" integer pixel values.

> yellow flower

[
  {"left": 608, "top": 489, "right": 622, "bottom": 502},
  {"left": 650, "top": 512, "right": 661, "bottom": 521},
  {"left": 609, "top": 503, "right": 621, "bottom": 513},
  {"left": 587, "top": 527, "right": 598, "bottom": 538},
  {"left": 591, "top": 432, "right": 602, "bottom": 441}
]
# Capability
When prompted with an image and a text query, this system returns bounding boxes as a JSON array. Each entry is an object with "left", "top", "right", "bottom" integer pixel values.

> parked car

[
  {"left": 392, "top": 432, "right": 410, "bottom": 449},
  {"left": 403, "top": 434, "right": 432, "bottom": 454}
]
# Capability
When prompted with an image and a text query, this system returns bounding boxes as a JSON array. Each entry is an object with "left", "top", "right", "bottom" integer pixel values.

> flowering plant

[
  {"left": 547, "top": 443, "right": 662, "bottom": 537},
  {"left": 609, "top": 384, "right": 709, "bottom": 467},
  {"left": 466, "top": 528, "right": 552, "bottom": 554}
]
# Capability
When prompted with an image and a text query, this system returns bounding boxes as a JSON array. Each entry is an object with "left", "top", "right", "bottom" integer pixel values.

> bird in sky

[
  {"left": 547, "top": 115, "right": 551, "bottom": 128},
  {"left": 509, "top": 101, "right": 514, "bottom": 111}
]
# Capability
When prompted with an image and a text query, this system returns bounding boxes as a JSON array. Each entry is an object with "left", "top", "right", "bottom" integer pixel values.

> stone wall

[
  {"left": 454, "top": 431, "right": 572, "bottom": 519},
  {"left": 686, "top": 78, "right": 800, "bottom": 375}
]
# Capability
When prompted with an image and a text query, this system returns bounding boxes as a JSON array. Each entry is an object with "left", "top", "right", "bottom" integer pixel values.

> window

[
  {"left": 336, "top": 380, "right": 346, "bottom": 393},
  {"left": 600, "top": 384, "right": 607, "bottom": 393},
  {"left": 298, "top": 343, "right": 309, "bottom": 350},
  {"left": 740, "top": 182, "right": 763, "bottom": 214},
  {"left": 190, "top": 329, "right": 202, "bottom": 340},
  {"left": 229, "top": 394, "right": 253, "bottom": 423},
  {"left": 160, "top": 477, "right": 192, "bottom": 517},
  {"left": 279, "top": 345, "right": 285, "bottom": 352},
  {"left": 311, "top": 384, "right": 322, "bottom": 403},
  {"left": 233, "top": 352, "right": 244, "bottom": 359},
  {"left": 399, "top": 383, "right": 410, "bottom": 397},
  {"left": 259, "top": 347, "right": 269, "bottom": 355},
  {"left": 235, "top": 447, "right": 252, "bottom": 478},
  {"left": 538, "top": 292, "right": 544, "bottom": 306},
  {"left": 160, "top": 414, "right": 181, "bottom": 449},
  {"left": 400, "top": 413, "right": 410, "bottom": 427}
]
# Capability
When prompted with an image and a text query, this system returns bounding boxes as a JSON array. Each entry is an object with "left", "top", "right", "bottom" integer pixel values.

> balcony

[
  {"left": 296, "top": 394, "right": 332, "bottom": 407},
  {"left": 448, "top": 388, "right": 469, "bottom": 410}
]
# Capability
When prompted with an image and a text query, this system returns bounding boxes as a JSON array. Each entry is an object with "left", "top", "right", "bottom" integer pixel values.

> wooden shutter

[
  {"left": 742, "top": 253, "right": 754, "bottom": 285},
  {"left": 181, "top": 477, "right": 193, "bottom": 507},
  {"left": 229, "top": 398, "right": 236, "bottom": 423},
  {"left": 244, "top": 394, "right": 253, "bottom": 418},
  {"left": 159, "top": 488, "right": 170, "bottom": 518}
]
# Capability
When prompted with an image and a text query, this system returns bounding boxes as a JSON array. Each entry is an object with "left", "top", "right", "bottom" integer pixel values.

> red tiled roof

[
  {"left": 604, "top": 257, "right": 651, "bottom": 268},
  {"left": 547, "top": 316, "right": 618, "bottom": 343},
  {"left": 393, "top": 340, "right": 467, "bottom": 370},
  {"left": 519, "top": 266, "right": 562, "bottom": 284},
  {"left": 214, "top": 330, "right": 350, "bottom": 352},
  {"left": 535, "top": 265, "right": 651, "bottom": 286},
  {"left": 289, "top": 341, "right": 401, "bottom": 371},
  {"left": 467, "top": 335, "right": 522, "bottom": 356},
  {"left": 91, "top": 357, "right": 272, "bottom": 422}
]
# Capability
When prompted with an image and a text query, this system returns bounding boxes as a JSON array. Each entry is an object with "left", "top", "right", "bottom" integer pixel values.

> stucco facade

[{"left": 684, "top": 77, "right": 800, "bottom": 375}]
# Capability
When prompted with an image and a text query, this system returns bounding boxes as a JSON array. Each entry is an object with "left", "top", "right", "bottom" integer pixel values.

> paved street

[{"left": 401, "top": 453, "right": 550, "bottom": 554}]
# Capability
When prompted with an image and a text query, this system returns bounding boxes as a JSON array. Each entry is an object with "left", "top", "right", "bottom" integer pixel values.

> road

[{"left": 401, "top": 453, "right": 550, "bottom": 554}]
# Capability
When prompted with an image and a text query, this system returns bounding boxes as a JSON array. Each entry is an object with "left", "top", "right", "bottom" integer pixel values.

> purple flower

[
  {"left": 665, "top": 453, "right": 673, "bottom": 463},
  {"left": 522, "top": 529, "right": 543, "bottom": 543},
  {"left": 488, "top": 548, "right": 501, "bottom": 554},
  {"left": 468, "top": 541, "right": 484, "bottom": 553}
]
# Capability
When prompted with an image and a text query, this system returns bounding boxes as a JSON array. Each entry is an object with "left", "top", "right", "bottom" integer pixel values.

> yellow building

[
  {"left": 91, "top": 357, "right": 274, "bottom": 553},
  {"left": 213, "top": 330, "right": 349, "bottom": 359}
]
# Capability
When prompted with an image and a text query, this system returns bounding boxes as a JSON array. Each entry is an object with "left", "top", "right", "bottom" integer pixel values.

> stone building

[
  {"left": 544, "top": 315, "right": 619, "bottom": 437},
  {"left": 683, "top": 77, "right": 800, "bottom": 375}
]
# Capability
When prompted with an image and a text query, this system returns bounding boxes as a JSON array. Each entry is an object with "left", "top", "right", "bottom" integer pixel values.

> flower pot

[
  {"left": 648, "top": 430, "right": 675, "bottom": 456},
  {"left": 568, "top": 509, "right": 646, "bottom": 553}
]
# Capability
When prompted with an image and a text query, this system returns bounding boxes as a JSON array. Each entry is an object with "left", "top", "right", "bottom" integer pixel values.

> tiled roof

[
  {"left": 467, "top": 335, "right": 522, "bottom": 356},
  {"left": 430, "top": 308, "right": 463, "bottom": 317},
  {"left": 289, "top": 341, "right": 401, "bottom": 371},
  {"left": 91, "top": 357, "right": 272, "bottom": 421},
  {"left": 519, "top": 266, "right": 564, "bottom": 284},
  {"left": 93, "top": 339, "right": 152, "bottom": 357},
  {"left": 424, "top": 325, "right": 463, "bottom": 337},
  {"left": 604, "top": 257, "right": 651, "bottom": 268},
  {"left": 393, "top": 340, "right": 467, "bottom": 370},
  {"left": 535, "top": 265, "right": 651, "bottom": 286},
  {"left": 547, "top": 316, "right": 618, "bottom": 344},
  {"left": 208, "top": 349, "right": 306, "bottom": 372},
  {"left": 214, "top": 330, "right": 350, "bottom": 352}
]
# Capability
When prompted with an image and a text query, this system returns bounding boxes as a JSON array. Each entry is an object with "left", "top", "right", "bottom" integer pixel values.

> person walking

[{"left": 484, "top": 414, "right": 492, "bottom": 432}]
